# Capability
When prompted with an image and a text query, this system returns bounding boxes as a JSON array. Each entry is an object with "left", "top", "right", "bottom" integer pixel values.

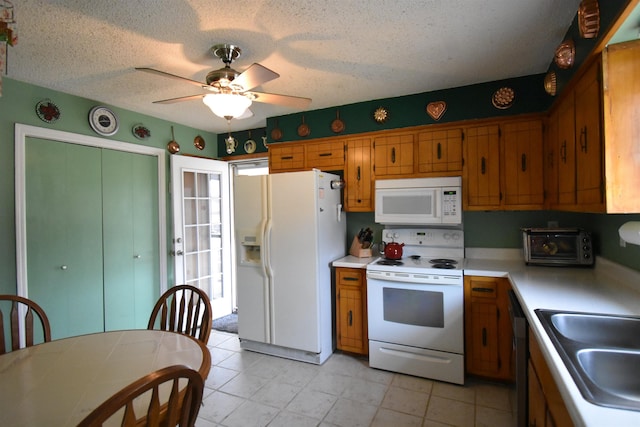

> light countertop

[{"left": 333, "top": 251, "right": 640, "bottom": 426}]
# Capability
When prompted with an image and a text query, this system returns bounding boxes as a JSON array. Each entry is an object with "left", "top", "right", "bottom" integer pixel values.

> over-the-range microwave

[{"left": 375, "top": 176, "right": 462, "bottom": 225}]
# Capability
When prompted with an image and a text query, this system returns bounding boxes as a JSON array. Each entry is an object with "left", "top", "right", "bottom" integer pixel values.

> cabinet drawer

[
  {"left": 337, "top": 269, "right": 363, "bottom": 286},
  {"left": 469, "top": 280, "right": 498, "bottom": 299},
  {"left": 269, "top": 145, "right": 305, "bottom": 172},
  {"left": 306, "top": 141, "right": 344, "bottom": 169}
]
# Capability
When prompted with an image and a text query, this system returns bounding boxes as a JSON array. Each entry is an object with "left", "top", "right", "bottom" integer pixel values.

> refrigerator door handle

[
  {"left": 337, "top": 203, "right": 342, "bottom": 222},
  {"left": 263, "top": 219, "right": 273, "bottom": 278}
]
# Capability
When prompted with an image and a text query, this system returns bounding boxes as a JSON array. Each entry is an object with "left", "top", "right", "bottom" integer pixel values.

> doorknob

[{"left": 171, "top": 250, "right": 184, "bottom": 256}]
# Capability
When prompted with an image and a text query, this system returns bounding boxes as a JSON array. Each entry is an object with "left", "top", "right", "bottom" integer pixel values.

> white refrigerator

[{"left": 233, "top": 170, "right": 346, "bottom": 364}]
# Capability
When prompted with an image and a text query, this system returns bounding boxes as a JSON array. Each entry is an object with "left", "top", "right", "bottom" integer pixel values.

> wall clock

[{"left": 89, "top": 106, "right": 119, "bottom": 136}]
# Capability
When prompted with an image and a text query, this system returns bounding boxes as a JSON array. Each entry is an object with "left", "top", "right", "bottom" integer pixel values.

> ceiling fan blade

[
  {"left": 152, "top": 94, "right": 205, "bottom": 104},
  {"left": 248, "top": 91, "right": 311, "bottom": 109},
  {"left": 233, "top": 63, "right": 279, "bottom": 91},
  {"left": 136, "top": 67, "right": 205, "bottom": 89}
]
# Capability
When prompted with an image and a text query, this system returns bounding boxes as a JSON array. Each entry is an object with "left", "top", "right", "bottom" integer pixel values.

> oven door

[{"left": 366, "top": 274, "right": 464, "bottom": 354}]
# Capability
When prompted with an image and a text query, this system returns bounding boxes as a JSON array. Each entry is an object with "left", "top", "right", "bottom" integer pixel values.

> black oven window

[
  {"left": 383, "top": 288, "right": 444, "bottom": 328},
  {"left": 530, "top": 235, "right": 577, "bottom": 259}
]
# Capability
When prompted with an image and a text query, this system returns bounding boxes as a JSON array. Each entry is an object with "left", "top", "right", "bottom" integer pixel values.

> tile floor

[{"left": 198, "top": 331, "right": 516, "bottom": 427}]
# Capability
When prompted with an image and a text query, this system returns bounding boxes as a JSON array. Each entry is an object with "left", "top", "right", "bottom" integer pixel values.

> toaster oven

[{"left": 522, "top": 227, "right": 594, "bottom": 266}]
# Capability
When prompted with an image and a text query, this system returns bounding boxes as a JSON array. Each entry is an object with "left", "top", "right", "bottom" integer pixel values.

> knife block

[{"left": 349, "top": 236, "right": 372, "bottom": 258}]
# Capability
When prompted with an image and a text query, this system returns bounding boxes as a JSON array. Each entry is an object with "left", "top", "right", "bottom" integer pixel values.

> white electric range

[{"left": 366, "top": 228, "right": 465, "bottom": 384}]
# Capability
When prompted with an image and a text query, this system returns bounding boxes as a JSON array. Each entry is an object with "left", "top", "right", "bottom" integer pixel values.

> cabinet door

[
  {"left": 545, "top": 112, "right": 559, "bottom": 207},
  {"left": 336, "top": 268, "right": 367, "bottom": 355},
  {"left": 305, "top": 140, "right": 344, "bottom": 170},
  {"left": 374, "top": 134, "right": 414, "bottom": 177},
  {"left": 345, "top": 138, "right": 373, "bottom": 212},
  {"left": 417, "top": 129, "right": 463, "bottom": 173},
  {"left": 102, "top": 149, "right": 160, "bottom": 331},
  {"left": 463, "top": 125, "right": 501, "bottom": 209},
  {"left": 269, "top": 144, "right": 305, "bottom": 172},
  {"left": 25, "top": 138, "right": 105, "bottom": 339},
  {"left": 502, "top": 119, "right": 544, "bottom": 208},
  {"left": 529, "top": 361, "right": 548, "bottom": 427},
  {"left": 574, "top": 60, "right": 604, "bottom": 209},
  {"left": 557, "top": 94, "right": 577, "bottom": 206}
]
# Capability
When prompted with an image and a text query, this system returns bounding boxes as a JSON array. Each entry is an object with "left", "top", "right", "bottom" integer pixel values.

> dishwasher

[{"left": 508, "top": 290, "right": 528, "bottom": 427}]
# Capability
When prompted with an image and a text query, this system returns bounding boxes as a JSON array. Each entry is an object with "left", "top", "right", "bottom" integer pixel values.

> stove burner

[
  {"left": 429, "top": 258, "right": 458, "bottom": 265},
  {"left": 431, "top": 263, "right": 457, "bottom": 269},
  {"left": 376, "top": 259, "right": 404, "bottom": 266}
]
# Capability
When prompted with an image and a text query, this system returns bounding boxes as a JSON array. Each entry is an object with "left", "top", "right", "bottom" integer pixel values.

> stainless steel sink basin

[
  {"left": 550, "top": 312, "right": 640, "bottom": 348},
  {"left": 536, "top": 309, "right": 640, "bottom": 412}
]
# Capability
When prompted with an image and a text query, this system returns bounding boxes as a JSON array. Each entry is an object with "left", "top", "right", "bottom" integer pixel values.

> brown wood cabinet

[
  {"left": 602, "top": 39, "right": 640, "bottom": 213},
  {"left": 269, "top": 143, "right": 306, "bottom": 172},
  {"left": 464, "top": 117, "right": 544, "bottom": 211},
  {"left": 464, "top": 276, "right": 514, "bottom": 381},
  {"left": 529, "top": 329, "right": 574, "bottom": 427},
  {"left": 373, "top": 133, "right": 414, "bottom": 178},
  {"left": 304, "top": 139, "right": 345, "bottom": 170},
  {"left": 502, "top": 120, "right": 544, "bottom": 208},
  {"left": 463, "top": 125, "right": 501, "bottom": 209},
  {"left": 417, "top": 128, "right": 463, "bottom": 174},
  {"left": 335, "top": 267, "right": 368, "bottom": 355},
  {"left": 344, "top": 138, "right": 374, "bottom": 212}
]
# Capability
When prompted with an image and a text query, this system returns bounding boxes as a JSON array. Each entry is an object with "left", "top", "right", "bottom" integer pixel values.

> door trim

[{"left": 14, "top": 123, "right": 168, "bottom": 297}]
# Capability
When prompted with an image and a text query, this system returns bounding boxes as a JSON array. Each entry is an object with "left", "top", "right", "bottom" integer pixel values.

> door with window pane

[{"left": 171, "top": 156, "right": 232, "bottom": 317}]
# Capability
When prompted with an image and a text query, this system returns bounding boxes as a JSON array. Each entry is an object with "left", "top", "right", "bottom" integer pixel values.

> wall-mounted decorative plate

[
  {"left": 373, "top": 106, "right": 388, "bottom": 123},
  {"left": 244, "top": 139, "right": 256, "bottom": 154},
  {"left": 554, "top": 39, "right": 575, "bottom": 69},
  {"left": 492, "top": 87, "right": 515, "bottom": 109},
  {"left": 35, "top": 99, "right": 61, "bottom": 123},
  {"left": 132, "top": 124, "right": 151, "bottom": 140},
  {"left": 194, "top": 135, "right": 205, "bottom": 150},
  {"left": 89, "top": 106, "right": 119, "bottom": 136},
  {"left": 578, "top": 0, "right": 600, "bottom": 39},
  {"left": 426, "top": 101, "right": 447, "bottom": 121},
  {"left": 544, "top": 71, "right": 557, "bottom": 96}
]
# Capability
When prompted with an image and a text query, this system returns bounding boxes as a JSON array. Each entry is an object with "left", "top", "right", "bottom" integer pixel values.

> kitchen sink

[{"left": 536, "top": 309, "right": 640, "bottom": 412}]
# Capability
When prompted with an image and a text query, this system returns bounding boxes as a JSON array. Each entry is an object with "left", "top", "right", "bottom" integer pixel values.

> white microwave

[{"left": 375, "top": 177, "right": 462, "bottom": 225}]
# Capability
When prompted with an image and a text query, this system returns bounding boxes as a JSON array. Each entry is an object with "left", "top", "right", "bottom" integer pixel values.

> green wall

[{"left": 0, "top": 77, "right": 218, "bottom": 295}]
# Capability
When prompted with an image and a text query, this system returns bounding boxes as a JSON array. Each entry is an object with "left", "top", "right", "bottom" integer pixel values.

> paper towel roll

[{"left": 618, "top": 221, "right": 640, "bottom": 246}]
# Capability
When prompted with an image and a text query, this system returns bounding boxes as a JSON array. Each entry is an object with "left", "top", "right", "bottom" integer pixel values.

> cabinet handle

[
  {"left": 319, "top": 152, "right": 332, "bottom": 157},
  {"left": 437, "top": 142, "right": 442, "bottom": 159},
  {"left": 472, "top": 287, "right": 495, "bottom": 293},
  {"left": 357, "top": 166, "right": 361, "bottom": 181},
  {"left": 348, "top": 310, "right": 353, "bottom": 326},
  {"left": 281, "top": 156, "right": 293, "bottom": 160},
  {"left": 580, "top": 126, "right": 588, "bottom": 153},
  {"left": 547, "top": 151, "right": 554, "bottom": 168},
  {"left": 343, "top": 277, "right": 359, "bottom": 281},
  {"left": 481, "top": 157, "right": 486, "bottom": 175},
  {"left": 521, "top": 153, "right": 527, "bottom": 172},
  {"left": 561, "top": 141, "right": 567, "bottom": 163},
  {"left": 482, "top": 327, "right": 487, "bottom": 346},
  {"left": 60, "top": 265, "right": 68, "bottom": 270},
  {"left": 391, "top": 147, "right": 396, "bottom": 163}
]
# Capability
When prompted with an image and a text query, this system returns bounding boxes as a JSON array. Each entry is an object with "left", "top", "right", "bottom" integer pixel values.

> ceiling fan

[{"left": 136, "top": 43, "right": 311, "bottom": 120}]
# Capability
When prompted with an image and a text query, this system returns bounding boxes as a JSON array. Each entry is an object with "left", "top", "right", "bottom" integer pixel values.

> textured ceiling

[{"left": 8, "top": 0, "right": 583, "bottom": 133}]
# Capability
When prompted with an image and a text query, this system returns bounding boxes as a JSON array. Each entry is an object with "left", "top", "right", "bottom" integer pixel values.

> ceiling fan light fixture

[{"left": 202, "top": 93, "right": 252, "bottom": 119}]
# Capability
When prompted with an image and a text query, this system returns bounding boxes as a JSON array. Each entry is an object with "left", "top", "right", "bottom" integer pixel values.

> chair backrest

[
  {"left": 0, "top": 294, "right": 52, "bottom": 355},
  {"left": 147, "top": 285, "right": 212, "bottom": 344},
  {"left": 77, "top": 364, "right": 204, "bottom": 427}
]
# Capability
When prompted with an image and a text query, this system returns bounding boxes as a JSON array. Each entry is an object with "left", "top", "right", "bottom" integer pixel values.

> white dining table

[{"left": 0, "top": 329, "right": 211, "bottom": 426}]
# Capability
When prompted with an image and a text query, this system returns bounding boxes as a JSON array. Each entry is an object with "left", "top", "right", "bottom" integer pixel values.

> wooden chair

[
  {"left": 77, "top": 364, "right": 204, "bottom": 427},
  {"left": 147, "top": 285, "right": 212, "bottom": 344},
  {"left": 0, "top": 294, "right": 52, "bottom": 355}
]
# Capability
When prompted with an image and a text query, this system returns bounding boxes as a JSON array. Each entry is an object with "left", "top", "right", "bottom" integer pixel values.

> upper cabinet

[
  {"left": 344, "top": 137, "right": 374, "bottom": 212},
  {"left": 373, "top": 133, "right": 415, "bottom": 178},
  {"left": 602, "top": 40, "right": 640, "bottom": 213},
  {"left": 546, "top": 39, "right": 640, "bottom": 213},
  {"left": 417, "top": 128, "right": 463, "bottom": 175},
  {"left": 463, "top": 117, "right": 544, "bottom": 211}
]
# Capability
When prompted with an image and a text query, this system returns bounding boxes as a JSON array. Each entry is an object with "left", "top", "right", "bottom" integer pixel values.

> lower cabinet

[
  {"left": 464, "top": 276, "right": 514, "bottom": 381},
  {"left": 529, "top": 329, "right": 574, "bottom": 427},
  {"left": 335, "top": 267, "right": 368, "bottom": 355}
]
